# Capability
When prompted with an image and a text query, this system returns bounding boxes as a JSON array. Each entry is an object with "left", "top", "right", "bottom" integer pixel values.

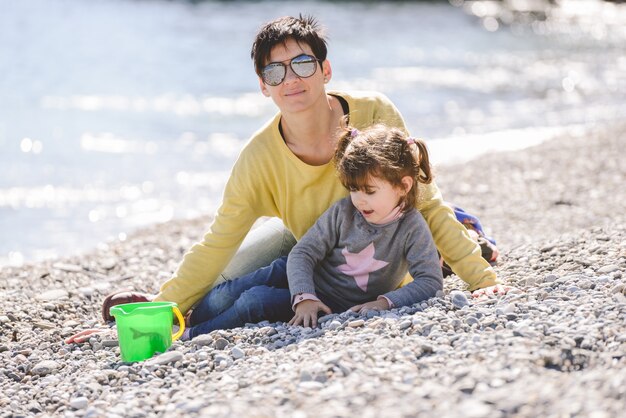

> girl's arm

[
  {"left": 286, "top": 202, "right": 342, "bottom": 301},
  {"left": 382, "top": 213, "right": 444, "bottom": 308}
]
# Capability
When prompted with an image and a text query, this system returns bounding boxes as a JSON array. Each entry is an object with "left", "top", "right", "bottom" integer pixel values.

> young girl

[
  {"left": 287, "top": 124, "right": 443, "bottom": 327},
  {"left": 181, "top": 123, "right": 443, "bottom": 338}
]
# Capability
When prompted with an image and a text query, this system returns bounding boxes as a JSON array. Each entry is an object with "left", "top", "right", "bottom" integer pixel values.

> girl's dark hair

[
  {"left": 251, "top": 15, "right": 328, "bottom": 76},
  {"left": 334, "top": 121, "right": 433, "bottom": 212}
]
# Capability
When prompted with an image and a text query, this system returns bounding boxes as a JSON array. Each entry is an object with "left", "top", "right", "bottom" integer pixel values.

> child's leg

[
  {"left": 189, "top": 256, "right": 288, "bottom": 325},
  {"left": 187, "top": 285, "right": 292, "bottom": 338}
]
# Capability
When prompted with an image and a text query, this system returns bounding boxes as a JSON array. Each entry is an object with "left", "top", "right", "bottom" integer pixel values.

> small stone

[
  {"left": 366, "top": 310, "right": 380, "bottom": 319},
  {"left": 192, "top": 334, "right": 214, "bottom": 346},
  {"left": 36, "top": 289, "right": 69, "bottom": 301},
  {"left": 79, "top": 287, "right": 94, "bottom": 297},
  {"left": 214, "top": 338, "right": 229, "bottom": 350},
  {"left": 613, "top": 293, "right": 626, "bottom": 304},
  {"left": 298, "top": 381, "right": 324, "bottom": 390},
  {"left": 52, "top": 262, "right": 83, "bottom": 272},
  {"left": 33, "top": 321, "right": 55, "bottom": 330},
  {"left": 0, "top": 316, "right": 10, "bottom": 324},
  {"left": 544, "top": 274, "right": 558, "bottom": 283},
  {"left": 259, "top": 326, "right": 277, "bottom": 336},
  {"left": 101, "top": 340, "right": 119, "bottom": 347},
  {"left": 318, "top": 314, "right": 337, "bottom": 324},
  {"left": 398, "top": 320, "right": 412, "bottom": 330},
  {"left": 466, "top": 317, "right": 480, "bottom": 327},
  {"left": 70, "top": 397, "right": 89, "bottom": 410},
  {"left": 327, "top": 320, "right": 342, "bottom": 331},
  {"left": 597, "top": 265, "right": 619, "bottom": 274},
  {"left": 31, "top": 360, "right": 60, "bottom": 376},
  {"left": 214, "top": 353, "right": 232, "bottom": 364},
  {"left": 450, "top": 291, "right": 470, "bottom": 309},
  {"left": 147, "top": 351, "right": 183, "bottom": 365},
  {"left": 348, "top": 319, "right": 364, "bottom": 328},
  {"left": 230, "top": 346, "right": 245, "bottom": 360}
]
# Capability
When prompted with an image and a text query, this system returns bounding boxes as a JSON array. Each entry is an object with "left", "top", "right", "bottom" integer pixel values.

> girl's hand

[
  {"left": 289, "top": 300, "right": 332, "bottom": 328},
  {"left": 350, "top": 298, "right": 390, "bottom": 315}
]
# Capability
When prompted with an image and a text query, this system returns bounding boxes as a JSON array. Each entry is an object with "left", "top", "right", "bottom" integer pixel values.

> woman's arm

[
  {"left": 416, "top": 182, "right": 501, "bottom": 290},
  {"left": 154, "top": 155, "right": 271, "bottom": 314}
]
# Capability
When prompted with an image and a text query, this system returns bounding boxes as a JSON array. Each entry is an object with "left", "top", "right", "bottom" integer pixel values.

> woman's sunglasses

[{"left": 261, "top": 54, "right": 322, "bottom": 86}]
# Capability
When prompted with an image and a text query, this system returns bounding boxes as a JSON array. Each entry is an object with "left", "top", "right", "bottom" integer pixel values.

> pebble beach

[{"left": 1, "top": 122, "right": 624, "bottom": 417}]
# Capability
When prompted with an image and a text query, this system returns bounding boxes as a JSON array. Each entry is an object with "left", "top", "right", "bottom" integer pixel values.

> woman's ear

[
  {"left": 259, "top": 77, "right": 270, "bottom": 97},
  {"left": 322, "top": 59, "right": 332, "bottom": 83},
  {"left": 400, "top": 176, "right": 414, "bottom": 195}
]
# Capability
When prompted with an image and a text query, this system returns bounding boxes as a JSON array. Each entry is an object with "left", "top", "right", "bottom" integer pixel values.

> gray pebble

[
  {"left": 70, "top": 396, "right": 89, "bottom": 410},
  {"left": 230, "top": 346, "right": 245, "bottom": 360},
  {"left": 398, "top": 320, "right": 412, "bottom": 330},
  {"left": 450, "top": 291, "right": 470, "bottom": 309},
  {"left": 327, "top": 320, "right": 342, "bottom": 331},
  {"left": 31, "top": 360, "right": 60, "bottom": 376},
  {"left": 466, "top": 317, "right": 480, "bottom": 327},
  {"left": 147, "top": 351, "right": 183, "bottom": 365},
  {"left": 101, "top": 339, "right": 119, "bottom": 347},
  {"left": 597, "top": 265, "right": 619, "bottom": 274},
  {"left": 214, "top": 337, "right": 229, "bottom": 350},
  {"left": 544, "top": 274, "right": 558, "bottom": 283},
  {"left": 36, "top": 289, "right": 69, "bottom": 301},
  {"left": 192, "top": 334, "right": 214, "bottom": 346}
]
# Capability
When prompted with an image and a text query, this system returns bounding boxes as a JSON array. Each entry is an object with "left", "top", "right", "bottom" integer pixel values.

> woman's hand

[
  {"left": 64, "top": 328, "right": 110, "bottom": 344},
  {"left": 349, "top": 298, "right": 390, "bottom": 315},
  {"left": 472, "top": 284, "right": 516, "bottom": 298},
  {"left": 289, "top": 300, "right": 332, "bottom": 328}
]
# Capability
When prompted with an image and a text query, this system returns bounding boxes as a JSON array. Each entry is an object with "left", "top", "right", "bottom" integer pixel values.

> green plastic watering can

[{"left": 110, "top": 301, "right": 185, "bottom": 362}]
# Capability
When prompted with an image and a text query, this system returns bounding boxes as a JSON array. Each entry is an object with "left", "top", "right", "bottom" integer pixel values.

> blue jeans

[{"left": 187, "top": 256, "right": 292, "bottom": 338}]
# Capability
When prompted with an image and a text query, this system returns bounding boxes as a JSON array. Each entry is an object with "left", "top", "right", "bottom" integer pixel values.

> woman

[{"left": 99, "top": 14, "right": 507, "bottom": 326}]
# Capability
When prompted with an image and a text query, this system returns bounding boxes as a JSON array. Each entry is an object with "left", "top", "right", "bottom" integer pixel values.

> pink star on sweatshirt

[{"left": 337, "top": 243, "right": 389, "bottom": 292}]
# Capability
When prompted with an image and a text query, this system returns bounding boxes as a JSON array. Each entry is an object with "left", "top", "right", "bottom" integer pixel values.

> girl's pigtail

[{"left": 412, "top": 139, "right": 433, "bottom": 184}]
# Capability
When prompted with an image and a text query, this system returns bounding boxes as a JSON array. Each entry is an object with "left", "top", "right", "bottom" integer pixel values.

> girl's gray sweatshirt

[{"left": 287, "top": 197, "right": 443, "bottom": 312}]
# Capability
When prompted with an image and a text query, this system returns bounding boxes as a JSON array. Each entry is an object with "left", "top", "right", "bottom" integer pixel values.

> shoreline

[
  {"left": 0, "top": 121, "right": 624, "bottom": 416},
  {"left": 0, "top": 122, "right": 600, "bottom": 269}
]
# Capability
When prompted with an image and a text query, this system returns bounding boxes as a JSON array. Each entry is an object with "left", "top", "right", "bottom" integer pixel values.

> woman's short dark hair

[{"left": 251, "top": 15, "right": 328, "bottom": 76}]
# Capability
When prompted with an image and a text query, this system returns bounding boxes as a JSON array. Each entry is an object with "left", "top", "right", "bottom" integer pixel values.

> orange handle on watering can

[{"left": 172, "top": 306, "right": 185, "bottom": 341}]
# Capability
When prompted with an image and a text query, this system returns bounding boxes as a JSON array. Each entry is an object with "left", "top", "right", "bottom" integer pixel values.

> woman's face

[{"left": 258, "top": 38, "right": 331, "bottom": 115}]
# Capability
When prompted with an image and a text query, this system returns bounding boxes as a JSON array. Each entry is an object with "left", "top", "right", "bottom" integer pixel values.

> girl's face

[
  {"left": 349, "top": 175, "right": 413, "bottom": 225},
  {"left": 258, "top": 38, "right": 331, "bottom": 115}
]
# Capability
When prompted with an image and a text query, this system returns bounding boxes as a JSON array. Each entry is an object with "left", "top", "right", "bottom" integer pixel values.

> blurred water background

[{"left": 1, "top": 0, "right": 625, "bottom": 267}]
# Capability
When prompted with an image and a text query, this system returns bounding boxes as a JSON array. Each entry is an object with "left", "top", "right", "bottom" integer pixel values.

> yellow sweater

[{"left": 156, "top": 91, "right": 499, "bottom": 313}]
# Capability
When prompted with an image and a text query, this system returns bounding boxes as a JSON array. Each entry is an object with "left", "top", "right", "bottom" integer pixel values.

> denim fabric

[{"left": 187, "top": 256, "right": 292, "bottom": 338}]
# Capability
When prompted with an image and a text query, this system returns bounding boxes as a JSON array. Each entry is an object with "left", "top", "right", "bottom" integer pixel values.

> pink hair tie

[
  {"left": 406, "top": 137, "right": 416, "bottom": 145},
  {"left": 350, "top": 128, "right": 359, "bottom": 137}
]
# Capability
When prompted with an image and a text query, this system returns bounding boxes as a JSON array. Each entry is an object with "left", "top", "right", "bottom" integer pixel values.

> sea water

[{"left": 1, "top": 0, "right": 624, "bottom": 266}]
